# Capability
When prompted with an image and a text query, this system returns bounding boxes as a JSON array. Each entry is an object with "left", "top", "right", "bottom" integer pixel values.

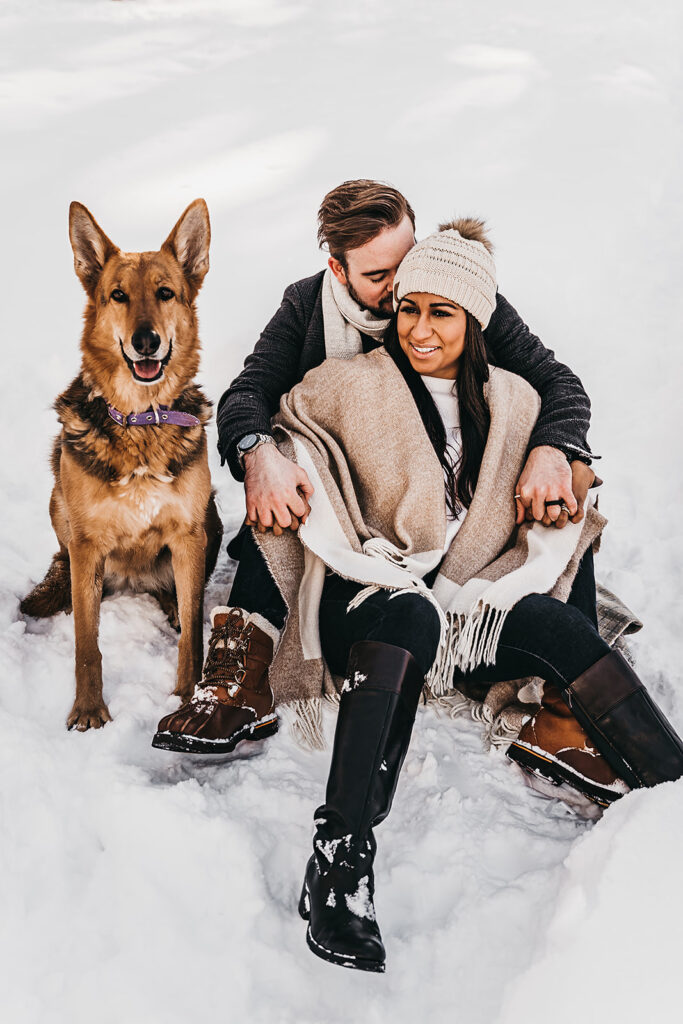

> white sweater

[{"left": 422, "top": 374, "right": 466, "bottom": 552}]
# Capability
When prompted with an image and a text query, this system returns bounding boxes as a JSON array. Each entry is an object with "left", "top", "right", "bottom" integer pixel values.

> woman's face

[{"left": 396, "top": 292, "right": 467, "bottom": 379}]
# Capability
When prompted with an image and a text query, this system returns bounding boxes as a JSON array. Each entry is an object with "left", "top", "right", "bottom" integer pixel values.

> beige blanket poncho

[{"left": 255, "top": 347, "right": 635, "bottom": 748}]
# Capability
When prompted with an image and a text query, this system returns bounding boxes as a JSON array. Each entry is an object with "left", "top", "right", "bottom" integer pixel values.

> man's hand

[
  {"left": 243, "top": 443, "right": 313, "bottom": 533},
  {"left": 530, "top": 460, "right": 597, "bottom": 528},
  {"left": 564, "top": 460, "right": 596, "bottom": 525},
  {"left": 515, "top": 445, "right": 578, "bottom": 528}
]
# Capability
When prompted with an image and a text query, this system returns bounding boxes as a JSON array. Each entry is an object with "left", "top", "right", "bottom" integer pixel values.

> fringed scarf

[{"left": 255, "top": 347, "right": 606, "bottom": 747}]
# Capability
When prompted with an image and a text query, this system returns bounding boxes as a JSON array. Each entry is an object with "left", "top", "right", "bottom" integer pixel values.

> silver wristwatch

[{"left": 237, "top": 432, "right": 276, "bottom": 468}]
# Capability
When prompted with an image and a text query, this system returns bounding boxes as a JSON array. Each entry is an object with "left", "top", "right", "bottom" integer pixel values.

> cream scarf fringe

[{"left": 345, "top": 507, "right": 595, "bottom": 697}]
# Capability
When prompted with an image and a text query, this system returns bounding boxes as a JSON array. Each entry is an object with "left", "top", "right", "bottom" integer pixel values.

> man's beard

[{"left": 346, "top": 279, "right": 394, "bottom": 319}]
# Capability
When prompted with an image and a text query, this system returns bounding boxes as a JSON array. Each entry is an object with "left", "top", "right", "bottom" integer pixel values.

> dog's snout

[{"left": 131, "top": 326, "right": 161, "bottom": 356}]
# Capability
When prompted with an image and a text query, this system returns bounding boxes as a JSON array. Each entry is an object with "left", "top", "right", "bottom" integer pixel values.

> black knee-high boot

[
  {"left": 562, "top": 650, "right": 683, "bottom": 789},
  {"left": 299, "top": 640, "right": 424, "bottom": 973}
]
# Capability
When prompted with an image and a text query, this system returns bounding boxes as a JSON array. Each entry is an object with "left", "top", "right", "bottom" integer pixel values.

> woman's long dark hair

[{"left": 384, "top": 312, "right": 490, "bottom": 517}]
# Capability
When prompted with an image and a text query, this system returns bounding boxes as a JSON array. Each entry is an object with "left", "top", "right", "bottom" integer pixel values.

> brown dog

[{"left": 21, "top": 199, "right": 223, "bottom": 731}]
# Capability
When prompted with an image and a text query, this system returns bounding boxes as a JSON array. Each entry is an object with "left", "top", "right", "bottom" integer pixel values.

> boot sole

[
  {"left": 507, "top": 741, "right": 625, "bottom": 807},
  {"left": 151, "top": 716, "right": 278, "bottom": 754},
  {"left": 298, "top": 881, "right": 385, "bottom": 974}
]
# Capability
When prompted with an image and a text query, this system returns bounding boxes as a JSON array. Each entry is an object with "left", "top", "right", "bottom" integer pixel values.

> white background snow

[{"left": 1, "top": 1, "right": 682, "bottom": 1021}]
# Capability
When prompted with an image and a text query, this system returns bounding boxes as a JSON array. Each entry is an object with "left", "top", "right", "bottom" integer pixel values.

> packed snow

[{"left": 1, "top": 1, "right": 682, "bottom": 1022}]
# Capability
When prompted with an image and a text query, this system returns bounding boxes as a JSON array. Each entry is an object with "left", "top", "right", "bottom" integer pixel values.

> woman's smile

[
  {"left": 397, "top": 292, "right": 467, "bottom": 379},
  {"left": 409, "top": 341, "right": 440, "bottom": 357}
]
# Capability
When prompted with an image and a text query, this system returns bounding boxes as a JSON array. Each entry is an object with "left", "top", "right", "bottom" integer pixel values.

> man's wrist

[
  {"left": 529, "top": 442, "right": 593, "bottom": 467},
  {"left": 242, "top": 445, "right": 267, "bottom": 471},
  {"left": 237, "top": 432, "right": 276, "bottom": 468},
  {"left": 558, "top": 445, "right": 593, "bottom": 467}
]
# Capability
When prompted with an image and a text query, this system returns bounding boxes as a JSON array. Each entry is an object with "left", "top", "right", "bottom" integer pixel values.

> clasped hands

[
  {"left": 243, "top": 443, "right": 313, "bottom": 535},
  {"left": 243, "top": 442, "right": 596, "bottom": 535},
  {"left": 514, "top": 446, "right": 597, "bottom": 530}
]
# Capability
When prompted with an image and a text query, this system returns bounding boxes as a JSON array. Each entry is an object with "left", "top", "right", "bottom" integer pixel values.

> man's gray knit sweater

[{"left": 217, "top": 271, "right": 593, "bottom": 480}]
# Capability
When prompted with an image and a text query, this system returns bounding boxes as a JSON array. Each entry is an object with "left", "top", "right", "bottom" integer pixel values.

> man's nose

[{"left": 131, "top": 326, "right": 161, "bottom": 356}]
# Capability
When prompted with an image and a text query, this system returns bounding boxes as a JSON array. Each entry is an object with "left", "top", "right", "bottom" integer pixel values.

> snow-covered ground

[{"left": 2, "top": 1, "right": 682, "bottom": 1021}]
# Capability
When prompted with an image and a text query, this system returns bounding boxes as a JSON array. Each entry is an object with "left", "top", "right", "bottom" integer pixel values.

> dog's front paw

[{"left": 67, "top": 701, "right": 112, "bottom": 732}]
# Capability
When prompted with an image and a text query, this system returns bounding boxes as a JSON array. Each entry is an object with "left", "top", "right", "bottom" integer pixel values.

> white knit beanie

[{"left": 393, "top": 218, "right": 497, "bottom": 328}]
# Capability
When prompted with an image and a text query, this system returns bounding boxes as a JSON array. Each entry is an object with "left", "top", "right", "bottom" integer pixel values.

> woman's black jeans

[
  {"left": 228, "top": 525, "right": 609, "bottom": 689},
  {"left": 318, "top": 548, "right": 610, "bottom": 689}
]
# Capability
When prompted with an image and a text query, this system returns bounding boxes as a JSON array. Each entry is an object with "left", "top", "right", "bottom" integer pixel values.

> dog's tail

[
  {"left": 21, "top": 551, "right": 72, "bottom": 617},
  {"left": 204, "top": 492, "right": 223, "bottom": 583}
]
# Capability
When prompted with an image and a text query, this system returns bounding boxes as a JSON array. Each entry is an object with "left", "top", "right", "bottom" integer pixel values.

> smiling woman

[
  {"left": 397, "top": 295, "right": 467, "bottom": 376},
  {"left": 381, "top": 221, "right": 497, "bottom": 520},
  {"left": 243, "top": 217, "right": 683, "bottom": 974},
  {"left": 387, "top": 295, "right": 488, "bottom": 521}
]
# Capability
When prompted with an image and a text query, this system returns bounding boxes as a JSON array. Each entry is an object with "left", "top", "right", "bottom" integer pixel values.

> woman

[{"left": 254, "top": 220, "right": 683, "bottom": 973}]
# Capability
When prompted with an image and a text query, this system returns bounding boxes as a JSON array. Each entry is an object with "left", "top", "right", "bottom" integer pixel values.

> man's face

[{"left": 329, "top": 214, "right": 415, "bottom": 318}]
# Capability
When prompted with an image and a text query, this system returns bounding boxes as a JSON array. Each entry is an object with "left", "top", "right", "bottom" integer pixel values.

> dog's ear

[
  {"left": 162, "top": 199, "right": 211, "bottom": 296},
  {"left": 69, "top": 203, "right": 119, "bottom": 296}
]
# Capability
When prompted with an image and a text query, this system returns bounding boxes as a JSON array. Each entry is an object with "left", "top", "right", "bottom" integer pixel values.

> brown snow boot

[
  {"left": 152, "top": 606, "right": 278, "bottom": 754},
  {"left": 507, "top": 682, "right": 629, "bottom": 807}
]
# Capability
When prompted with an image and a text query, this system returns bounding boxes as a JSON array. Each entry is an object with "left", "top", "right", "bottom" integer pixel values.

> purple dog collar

[{"left": 107, "top": 404, "right": 201, "bottom": 428}]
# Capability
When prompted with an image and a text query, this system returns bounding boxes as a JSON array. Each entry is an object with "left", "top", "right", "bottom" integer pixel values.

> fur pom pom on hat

[{"left": 393, "top": 218, "right": 497, "bottom": 328}]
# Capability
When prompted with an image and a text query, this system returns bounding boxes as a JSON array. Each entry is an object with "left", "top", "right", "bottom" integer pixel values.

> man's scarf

[
  {"left": 255, "top": 347, "right": 606, "bottom": 747},
  {"left": 320, "top": 267, "right": 390, "bottom": 359}
]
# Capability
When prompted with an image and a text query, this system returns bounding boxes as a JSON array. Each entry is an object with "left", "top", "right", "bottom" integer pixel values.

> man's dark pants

[{"left": 227, "top": 526, "right": 288, "bottom": 628}]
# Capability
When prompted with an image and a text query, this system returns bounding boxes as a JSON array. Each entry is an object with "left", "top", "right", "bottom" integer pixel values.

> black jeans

[
  {"left": 228, "top": 525, "right": 608, "bottom": 688},
  {"left": 318, "top": 548, "right": 609, "bottom": 688}
]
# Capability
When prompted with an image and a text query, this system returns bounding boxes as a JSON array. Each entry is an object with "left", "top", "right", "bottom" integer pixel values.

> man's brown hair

[{"left": 317, "top": 179, "right": 415, "bottom": 265}]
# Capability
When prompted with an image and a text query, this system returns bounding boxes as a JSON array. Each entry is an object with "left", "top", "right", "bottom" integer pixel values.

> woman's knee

[
  {"left": 499, "top": 593, "right": 609, "bottom": 685},
  {"left": 365, "top": 592, "right": 441, "bottom": 676},
  {"left": 504, "top": 593, "right": 595, "bottom": 642}
]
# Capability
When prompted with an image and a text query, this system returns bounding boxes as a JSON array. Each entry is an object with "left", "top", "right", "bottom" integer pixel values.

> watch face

[{"left": 239, "top": 433, "right": 258, "bottom": 453}]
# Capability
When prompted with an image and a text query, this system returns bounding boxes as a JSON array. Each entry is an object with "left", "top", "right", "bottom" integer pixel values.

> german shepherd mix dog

[{"left": 21, "top": 200, "right": 223, "bottom": 731}]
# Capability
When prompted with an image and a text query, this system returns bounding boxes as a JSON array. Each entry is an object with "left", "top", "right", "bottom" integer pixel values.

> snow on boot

[
  {"left": 562, "top": 649, "right": 683, "bottom": 789},
  {"left": 299, "top": 640, "right": 425, "bottom": 973},
  {"left": 299, "top": 828, "right": 384, "bottom": 973},
  {"left": 507, "top": 682, "right": 630, "bottom": 807},
  {"left": 152, "top": 606, "right": 279, "bottom": 754}
]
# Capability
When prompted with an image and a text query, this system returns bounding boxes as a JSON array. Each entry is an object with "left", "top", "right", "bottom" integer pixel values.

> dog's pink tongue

[{"left": 134, "top": 360, "right": 161, "bottom": 380}]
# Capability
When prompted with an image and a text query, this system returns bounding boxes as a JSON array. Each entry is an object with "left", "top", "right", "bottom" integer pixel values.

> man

[{"left": 152, "top": 179, "right": 596, "bottom": 754}]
